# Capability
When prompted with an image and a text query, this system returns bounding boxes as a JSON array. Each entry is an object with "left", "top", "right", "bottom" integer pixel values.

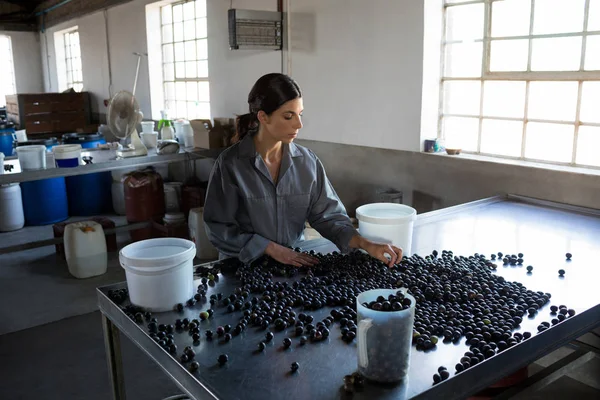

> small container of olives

[{"left": 356, "top": 288, "right": 416, "bottom": 383}]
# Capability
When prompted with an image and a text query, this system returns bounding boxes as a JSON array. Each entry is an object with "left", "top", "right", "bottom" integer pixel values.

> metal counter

[{"left": 97, "top": 195, "right": 600, "bottom": 399}]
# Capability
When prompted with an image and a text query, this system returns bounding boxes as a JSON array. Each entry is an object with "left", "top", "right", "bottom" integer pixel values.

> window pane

[
  {"left": 490, "top": 39, "right": 529, "bottom": 71},
  {"left": 584, "top": 35, "right": 600, "bottom": 70},
  {"left": 175, "top": 62, "right": 185, "bottom": 79},
  {"left": 164, "top": 63, "right": 174, "bottom": 81},
  {"left": 195, "top": 0, "right": 207, "bottom": 18},
  {"left": 173, "top": 4, "right": 183, "bottom": 23},
  {"left": 186, "top": 82, "right": 198, "bottom": 101},
  {"left": 525, "top": 122, "right": 574, "bottom": 163},
  {"left": 576, "top": 126, "right": 600, "bottom": 166},
  {"left": 589, "top": 0, "right": 600, "bottom": 31},
  {"left": 183, "top": 1, "right": 195, "bottom": 20},
  {"left": 187, "top": 102, "right": 199, "bottom": 120},
  {"left": 197, "top": 102, "right": 211, "bottom": 119},
  {"left": 481, "top": 119, "right": 523, "bottom": 157},
  {"left": 533, "top": 0, "right": 585, "bottom": 34},
  {"left": 163, "top": 44, "right": 173, "bottom": 63},
  {"left": 173, "top": 22, "right": 183, "bottom": 42},
  {"left": 184, "top": 41, "right": 196, "bottom": 61},
  {"left": 165, "top": 82, "right": 175, "bottom": 100},
  {"left": 196, "top": 18, "right": 207, "bottom": 39},
  {"left": 184, "top": 20, "right": 195, "bottom": 41},
  {"left": 443, "top": 116, "right": 479, "bottom": 151},
  {"left": 197, "top": 39, "right": 208, "bottom": 59},
  {"left": 176, "top": 101, "right": 187, "bottom": 118},
  {"left": 580, "top": 82, "right": 600, "bottom": 123},
  {"left": 197, "top": 60, "right": 208, "bottom": 78},
  {"left": 483, "top": 81, "right": 526, "bottom": 118},
  {"left": 445, "top": 4, "right": 484, "bottom": 41},
  {"left": 444, "top": 42, "right": 482, "bottom": 77},
  {"left": 528, "top": 82, "right": 578, "bottom": 121},
  {"left": 176, "top": 82, "right": 186, "bottom": 100},
  {"left": 491, "top": 0, "right": 531, "bottom": 37},
  {"left": 443, "top": 80, "right": 480, "bottom": 115},
  {"left": 174, "top": 42, "right": 184, "bottom": 62},
  {"left": 162, "top": 25, "right": 173, "bottom": 43},
  {"left": 198, "top": 81, "right": 210, "bottom": 102},
  {"left": 185, "top": 61, "right": 197, "bottom": 78},
  {"left": 161, "top": 5, "right": 172, "bottom": 25},
  {"left": 531, "top": 37, "right": 582, "bottom": 71}
]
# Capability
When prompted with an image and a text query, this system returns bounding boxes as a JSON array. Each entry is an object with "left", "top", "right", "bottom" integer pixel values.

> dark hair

[{"left": 234, "top": 73, "right": 302, "bottom": 142}]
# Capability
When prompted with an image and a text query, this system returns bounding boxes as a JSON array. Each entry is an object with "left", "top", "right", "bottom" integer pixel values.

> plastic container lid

[
  {"left": 15, "top": 138, "right": 58, "bottom": 147},
  {"left": 119, "top": 238, "right": 195, "bottom": 272},
  {"left": 52, "top": 144, "right": 82, "bottom": 160},
  {"left": 163, "top": 212, "right": 186, "bottom": 225},
  {"left": 356, "top": 203, "right": 417, "bottom": 225},
  {"left": 62, "top": 133, "right": 105, "bottom": 144}
]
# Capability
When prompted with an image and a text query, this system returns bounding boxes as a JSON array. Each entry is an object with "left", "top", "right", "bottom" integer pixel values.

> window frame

[
  {"left": 439, "top": 0, "right": 600, "bottom": 168},
  {"left": 159, "top": 0, "right": 210, "bottom": 121},
  {"left": 63, "top": 28, "right": 83, "bottom": 92}
]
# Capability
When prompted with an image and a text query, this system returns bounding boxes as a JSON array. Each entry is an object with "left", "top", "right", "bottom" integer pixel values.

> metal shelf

[{"left": 0, "top": 146, "right": 223, "bottom": 185}]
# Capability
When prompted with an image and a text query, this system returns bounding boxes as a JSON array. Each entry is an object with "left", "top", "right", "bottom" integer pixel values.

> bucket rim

[
  {"left": 356, "top": 203, "right": 417, "bottom": 225},
  {"left": 119, "top": 238, "right": 196, "bottom": 273}
]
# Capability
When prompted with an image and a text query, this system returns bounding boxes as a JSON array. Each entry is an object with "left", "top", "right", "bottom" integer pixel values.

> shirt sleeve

[
  {"left": 307, "top": 156, "right": 358, "bottom": 253},
  {"left": 203, "top": 158, "right": 270, "bottom": 264}
]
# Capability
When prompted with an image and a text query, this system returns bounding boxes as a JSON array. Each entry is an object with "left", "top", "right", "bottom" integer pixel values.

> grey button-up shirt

[{"left": 203, "top": 135, "right": 357, "bottom": 264}]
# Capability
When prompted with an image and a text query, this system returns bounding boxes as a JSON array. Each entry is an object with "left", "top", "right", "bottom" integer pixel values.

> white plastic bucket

[
  {"left": 16, "top": 145, "right": 47, "bottom": 170},
  {"left": 141, "top": 121, "right": 155, "bottom": 134},
  {"left": 356, "top": 203, "right": 417, "bottom": 256},
  {"left": 0, "top": 183, "right": 25, "bottom": 231},
  {"left": 119, "top": 238, "right": 196, "bottom": 311},
  {"left": 53, "top": 144, "right": 82, "bottom": 168}
]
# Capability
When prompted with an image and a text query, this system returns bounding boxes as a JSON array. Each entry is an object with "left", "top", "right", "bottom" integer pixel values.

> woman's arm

[{"left": 348, "top": 235, "right": 403, "bottom": 267}]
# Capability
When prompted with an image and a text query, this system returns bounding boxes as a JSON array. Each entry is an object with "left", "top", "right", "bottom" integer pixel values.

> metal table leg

[{"left": 102, "top": 313, "right": 126, "bottom": 400}]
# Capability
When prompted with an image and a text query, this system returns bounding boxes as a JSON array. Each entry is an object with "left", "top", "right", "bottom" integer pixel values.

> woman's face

[{"left": 258, "top": 97, "right": 304, "bottom": 144}]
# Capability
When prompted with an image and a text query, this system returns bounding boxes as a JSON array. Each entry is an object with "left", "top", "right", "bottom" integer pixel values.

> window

[
  {"left": 160, "top": 0, "right": 210, "bottom": 120},
  {"left": 440, "top": 0, "right": 600, "bottom": 167},
  {"left": 54, "top": 27, "right": 83, "bottom": 92},
  {"left": 0, "top": 35, "right": 16, "bottom": 107}
]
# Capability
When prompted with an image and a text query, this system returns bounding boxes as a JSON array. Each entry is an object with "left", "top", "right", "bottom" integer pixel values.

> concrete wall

[
  {"left": 299, "top": 139, "right": 600, "bottom": 215},
  {"left": 3, "top": 31, "right": 44, "bottom": 94}
]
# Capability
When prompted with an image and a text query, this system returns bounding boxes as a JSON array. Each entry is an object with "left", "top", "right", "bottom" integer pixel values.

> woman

[{"left": 203, "top": 73, "right": 402, "bottom": 267}]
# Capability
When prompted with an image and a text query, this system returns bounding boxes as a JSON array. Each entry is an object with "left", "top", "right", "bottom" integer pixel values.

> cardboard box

[{"left": 190, "top": 119, "right": 224, "bottom": 149}]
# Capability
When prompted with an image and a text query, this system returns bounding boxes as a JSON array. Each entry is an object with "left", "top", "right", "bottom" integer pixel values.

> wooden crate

[{"left": 5, "top": 92, "right": 91, "bottom": 135}]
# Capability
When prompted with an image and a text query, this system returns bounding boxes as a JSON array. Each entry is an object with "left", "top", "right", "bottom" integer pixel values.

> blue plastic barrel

[
  {"left": 0, "top": 132, "right": 14, "bottom": 156},
  {"left": 62, "top": 133, "right": 106, "bottom": 149},
  {"left": 66, "top": 172, "right": 112, "bottom": 216},
  {"left": 15, "top": 137, "right": 58, "bottom": 152},
  {"left": 21, "top": 178, "right": 69, "bottom": 225}
]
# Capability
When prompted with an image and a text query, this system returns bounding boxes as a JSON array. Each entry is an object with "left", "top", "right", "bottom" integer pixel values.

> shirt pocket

[{"left": 286, "top": 193, "right": 311, "bottom": 228}]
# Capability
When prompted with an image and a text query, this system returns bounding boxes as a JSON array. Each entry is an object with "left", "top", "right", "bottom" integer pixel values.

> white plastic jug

[
  {"left": 0, "top": 184, "right": 25, "bottom": 232},
  {"left": 64, "top": 221, "right": 108, "bottom": 279},
  {"left": 356, "top": 203, "right": 417, "bottom": 256},
  {"left": 188, "top": 207, "right": 219, "bottom": 260}
]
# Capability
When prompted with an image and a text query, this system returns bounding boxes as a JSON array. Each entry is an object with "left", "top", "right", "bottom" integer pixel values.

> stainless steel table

[{"left": 98, "top": 195, "right": 600, "bottom": 400}]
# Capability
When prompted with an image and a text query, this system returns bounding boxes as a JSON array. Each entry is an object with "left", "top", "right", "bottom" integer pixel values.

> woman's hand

[
  {"left": 265, "top": 242, "right": 319, "bottom": 267},
  {"left": 350, "top": 235, "right": 403, "bottom": 267}
]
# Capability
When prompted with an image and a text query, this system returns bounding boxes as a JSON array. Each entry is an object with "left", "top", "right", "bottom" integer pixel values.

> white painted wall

[
  {"left": 38, "top": 0, "right": 429, "bottom": 152},
  {"left": 288, "top": 0, "right": 425, "bottom": 152},
  {"left": 3, "top": 31, "right": 44, "bottom": 94}
]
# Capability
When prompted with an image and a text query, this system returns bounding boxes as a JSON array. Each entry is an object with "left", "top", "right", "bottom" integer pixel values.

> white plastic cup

[
  {"left": 141, "top": 121, "right": 155, "bottom": 134},
  {"left": 357, "top": 288, "right": 416, "bottom": 383},
  {"left": 119, "top": 238, "right": 196, "bottom": 311},
  {"left": 356, "top": 203, "right": 417, "bottom": 256},
  {"left": 141, "top": 131, "right": 158, "bottom": 149},
  {"left": 52, "top": 144, "right": 82, "bottom": 168},
  {"left": 15, "top": 145, "right": 47, "bottom": 170}
]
